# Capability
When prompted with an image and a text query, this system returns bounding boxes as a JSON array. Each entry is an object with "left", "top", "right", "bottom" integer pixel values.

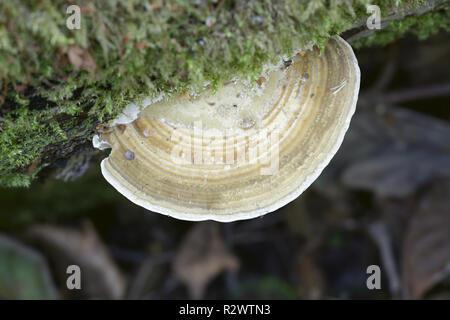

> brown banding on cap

[{"left": 93, "top": 36, "right": 360, "bottom": 222}]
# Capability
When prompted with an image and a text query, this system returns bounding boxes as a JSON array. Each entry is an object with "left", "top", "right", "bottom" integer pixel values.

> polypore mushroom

[{"left": 93, "top": 36, "right": 360, "bottom": 222}]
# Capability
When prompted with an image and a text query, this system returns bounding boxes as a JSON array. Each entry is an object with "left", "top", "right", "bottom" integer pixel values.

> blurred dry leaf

[
  {"left": 342, "top": 148, "right": 449, "bottom": 198},
  {"left": 402, "top": 179, "right": 450, "bottom": 299},
  {"left": 67, "top": 45, "right": 97, "bottom": 73},
  {"left": 315, "top": 107, "right": 450, "bottom": 198},
  {"left": 26, "top": 222, "right": 125, "bottom": 299},
  {"left": 0, "top": 234, "right": 58, "bottom": 300},
  {"left": 173, "top": 222, "right": 239, "bottom": 299}
]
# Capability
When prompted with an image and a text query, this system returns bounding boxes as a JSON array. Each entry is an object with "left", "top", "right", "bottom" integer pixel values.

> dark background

[{"left": 0, "top": 32, "right": 449, "bottom": 300}]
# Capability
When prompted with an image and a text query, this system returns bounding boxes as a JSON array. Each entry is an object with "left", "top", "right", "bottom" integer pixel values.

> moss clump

[
  {"left": 0, "top": 0, "right": 444, "bottom": 187},
  {"left": 354, "top": 7, "right": 450, "bottom": 47}
]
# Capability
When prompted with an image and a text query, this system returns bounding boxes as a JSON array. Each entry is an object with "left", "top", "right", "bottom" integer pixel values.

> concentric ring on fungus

[{"left": 94, "top": 36, "right": 361, "bottom": 222}]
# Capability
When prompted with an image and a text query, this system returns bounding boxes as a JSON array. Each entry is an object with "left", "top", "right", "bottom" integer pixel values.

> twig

[
  {"left": 126, "top": 251, "right": 175, "bottom": 299},
  {"left": 359, "top": 82, "right": 450, "bottom": 109},
  {"left": 377, "top": 83, "right": 450, "bottom": 105},
  {"left": 345, "top": 0, "right": 448, "bottom": 43},
  {"left": 367, "top": 221, "right": 401, "bottom": 298},
  {"left": 372, "top": 49, "right": 397, "bottom": 92}
]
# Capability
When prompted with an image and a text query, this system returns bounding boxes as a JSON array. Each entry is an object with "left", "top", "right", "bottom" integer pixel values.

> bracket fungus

[{"left": 93, "top": 36, "right": 360, "bottom": 222}]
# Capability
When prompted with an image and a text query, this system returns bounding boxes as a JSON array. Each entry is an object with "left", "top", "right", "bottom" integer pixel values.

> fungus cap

[{"left": 94, "top": 36, "right": 360, "bottom": 222}]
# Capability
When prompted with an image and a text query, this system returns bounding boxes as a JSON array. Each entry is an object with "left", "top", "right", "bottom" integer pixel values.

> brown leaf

[
  {"left": 26, "top": 221, "right": 125, "bottom": 299},
  {"left": 67, "top": 45, "right": 97, "bottom": 73},
  {"left": 173, "top": 222, "right": 239, "bottom": 299},
  {"left": 402, "top": 179, "right": 450, "bottom": 299}
]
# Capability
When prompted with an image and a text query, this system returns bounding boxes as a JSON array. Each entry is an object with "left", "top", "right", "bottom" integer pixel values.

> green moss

[
  {"left": 0, "top": 174, "right": 31, "bottom": 188},
  {"left": 0, "top": 0, "right": 445, "bottom": 187},
  {"left": 354, "top": 7, "right": 450, "bottom": 47}
]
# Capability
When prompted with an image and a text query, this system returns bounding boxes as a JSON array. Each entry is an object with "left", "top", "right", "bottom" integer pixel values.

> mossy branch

[{"left": 0, "top": 0, "right": 448, "bottom": 187}]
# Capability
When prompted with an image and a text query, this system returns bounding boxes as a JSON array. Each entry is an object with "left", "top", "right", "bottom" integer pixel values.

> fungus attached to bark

[{"left": 93, "top": 36, "right": 360, "bottom": 222}]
